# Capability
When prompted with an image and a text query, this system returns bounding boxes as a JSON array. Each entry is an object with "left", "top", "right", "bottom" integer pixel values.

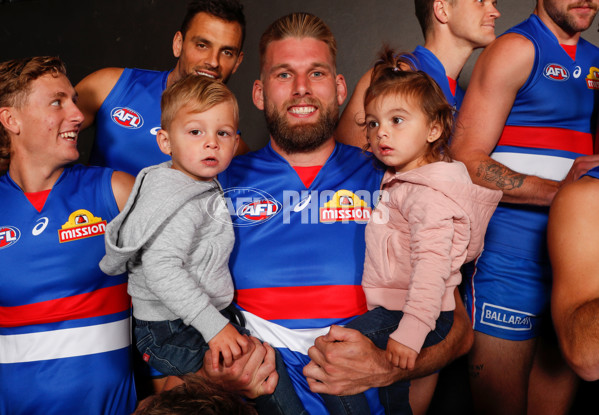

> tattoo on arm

[
  {"left": 477, "top": 161, "right": 526, "bottom": 190},
  {"left": 469, "top": 363, "right": 484, "bottom": 379}
]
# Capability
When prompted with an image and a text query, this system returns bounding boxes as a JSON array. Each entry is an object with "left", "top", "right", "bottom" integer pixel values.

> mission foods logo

[
  {"left": 319, "top": 190, "right": 371, "bottom": 223},
  {"left": 586, "top": 67, "right": 599, "bottom": 89},
  {"left": 58, "top": 209, "right": 107, "bottom": 243},
  {"left": 111, "top": 107, "right": 144, "bottom": 129},
  {"left": 0, "top": 226, "right": 20, "bottom": 249}
]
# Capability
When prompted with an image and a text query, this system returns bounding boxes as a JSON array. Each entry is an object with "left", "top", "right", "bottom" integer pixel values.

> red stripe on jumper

[
  {"left": 0, "top": 283, "right": 130, "bottom": 327},
  {"left": 235, "top": 285, "right": 367, "bottom": 320},
  {"left": 498, "top": 126, "right": 592, "bottom": 155}
]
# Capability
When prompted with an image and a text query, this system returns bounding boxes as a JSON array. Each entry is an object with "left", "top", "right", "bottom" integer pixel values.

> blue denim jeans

[
  {"left": 320, "top": 307, "right": 454, "bottom": 415},
  {"left": 134, "top": 304, "right": 249, "bottom": 376}
]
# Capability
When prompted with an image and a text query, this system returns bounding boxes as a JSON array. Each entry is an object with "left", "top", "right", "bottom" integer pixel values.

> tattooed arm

[{"left": 451, "top": 33, "right": 599, "bottom": 206}]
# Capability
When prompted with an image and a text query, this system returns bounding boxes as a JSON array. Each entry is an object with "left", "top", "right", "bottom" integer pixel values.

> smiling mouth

[
  {"left": 195, "top": 70, "right": 218, "bottom": 79},
  {"left": 59, "top": 131, "right": 78, "bottom": 141},
  {"left": 289, "top": 106, "right": 317, "bottom": 115}
]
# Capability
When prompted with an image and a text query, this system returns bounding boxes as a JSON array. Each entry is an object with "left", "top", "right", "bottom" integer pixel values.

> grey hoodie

[{"left": 100, "top": 162, "right": 234, "bottom": 342}]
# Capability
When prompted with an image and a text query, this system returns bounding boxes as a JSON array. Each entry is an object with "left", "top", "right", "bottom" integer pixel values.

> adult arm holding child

[{"left": 304, "top": 289, "right": 472, "bottom": 395}]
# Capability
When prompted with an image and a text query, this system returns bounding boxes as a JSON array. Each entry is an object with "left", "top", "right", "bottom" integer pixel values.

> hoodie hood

[{"left": 100, "top": 161, "right": 220, "bottom": 275}]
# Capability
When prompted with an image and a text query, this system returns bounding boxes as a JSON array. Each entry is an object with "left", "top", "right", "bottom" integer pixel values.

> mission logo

[
  {"left": 58, "top": 209, "right": 107, "bottom": 243},
  {"left": 586, "top": 66, "right": 599, "bottom": 89},
  {"left": 320, "top": 190, "right": 371, "bottom": 223}
]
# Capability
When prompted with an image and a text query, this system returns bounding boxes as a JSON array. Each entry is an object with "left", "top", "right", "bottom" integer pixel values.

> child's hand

[
  {"left": 208, "top": 323, "right": 250, "bottom": 369},
  {"left": 386, "top": 338, "right": 418, "bottom": 370}
]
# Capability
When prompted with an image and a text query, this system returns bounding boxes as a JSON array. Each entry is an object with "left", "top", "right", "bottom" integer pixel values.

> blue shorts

[
  {"left": 464, "top": 248, "right": 552, "bottom": 341},
  {"left": 134, "top": 304, "right": 249, "bottom": 376}
]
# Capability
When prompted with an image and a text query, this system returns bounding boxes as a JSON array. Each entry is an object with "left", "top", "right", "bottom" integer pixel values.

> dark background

[
  {"left": 4, "top": 0, "right": 591, "bottom": 156},
  {"left": 1, "top": 0, "right": 597, "bottom": 413}
]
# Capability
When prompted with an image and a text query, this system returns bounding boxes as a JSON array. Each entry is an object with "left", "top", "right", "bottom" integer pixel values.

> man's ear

[
  {"left": 252, "top": 80, "right": 265, "bottom": 110},
  {"left": 433, "top": 0, "right": 450, "bottom": 24},
  {"left": 172, "top": 31, "right": 183, "bottom": 58},
  {"left": 0, "top": 107, "right": 20, "bottom": 135},
  {"left": 156, "top": 129, "right": 172, "bottom": 156},
  {"left": 231, "top": 51, "right": 244, "bottom": 75},
  {"left": 335, "top": 74, "right": 348, "bottom": 106}
]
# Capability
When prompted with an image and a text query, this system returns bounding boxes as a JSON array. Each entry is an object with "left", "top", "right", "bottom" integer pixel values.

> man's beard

[
  {"left": 545, "top": 0, "right": 598, "bottom": 34},
  {"left": 264, "top": 97, "right": 339, "bottom": 154}
]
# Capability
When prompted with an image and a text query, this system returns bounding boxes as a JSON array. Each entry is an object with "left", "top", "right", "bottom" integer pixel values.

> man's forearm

[{"left": 466, "top": 157, "right": 559, "bottom": 206}]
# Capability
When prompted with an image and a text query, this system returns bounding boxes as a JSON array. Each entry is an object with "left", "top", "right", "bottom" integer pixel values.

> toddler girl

[{"left": 322, "top": 49, "right": 501, "bottom": 414}]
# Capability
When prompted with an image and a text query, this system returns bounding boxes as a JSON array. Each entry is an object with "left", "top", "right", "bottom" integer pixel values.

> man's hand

[
  {"left": 200, "top": 336, "right": 278, "bottom": 399},
  {"left": 303, "top": 325, "right": 398, "bottom": 396},
  {"left": 386, "top": 338, "right": 418, "bottom": 370},
  {"left": 560, "top": 154, "right": 599, "bottom": 189}
]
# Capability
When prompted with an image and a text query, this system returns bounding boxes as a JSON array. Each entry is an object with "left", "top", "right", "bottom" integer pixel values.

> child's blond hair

[{"left": 160, "top": 75, "right": 239, "bottom": 131}]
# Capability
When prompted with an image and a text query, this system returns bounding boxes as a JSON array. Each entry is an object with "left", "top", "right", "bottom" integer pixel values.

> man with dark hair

[
  {"left": 336, "top": 0, "right": 500, "bottom": 147},
  {"left": 0, "top": 56, "right": 136, "bottom": 414},
  {"left": 218, "top": 11, "right": 472, "bottom": 414},
  {"left": 76, "top": 0, "right": 247, "bottom": 176}
]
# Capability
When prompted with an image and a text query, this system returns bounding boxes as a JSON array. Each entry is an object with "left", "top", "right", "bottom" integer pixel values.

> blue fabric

[
  {"left": 0, "top": 165, "right": 136, "bottom": 415},
  {"left": 90, "top": 68, "right": 170, "bottom": 175},
  {"left": 584, "top": 165, "right": 599, "bottom": 179},
  {"left": 408, "top": 45, "right": 465, "bottom": 111},
  {"left": 465, "top": 248, "right": 551, "bottom": 340},
  {"left": 219, "top": 142, "right": 386, "bottom": 414}
]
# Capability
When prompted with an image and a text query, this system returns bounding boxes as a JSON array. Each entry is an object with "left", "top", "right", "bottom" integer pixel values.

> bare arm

[
  {"left": 303, "top": 289, "right": 472, "bottom": 395},
  {"left": 549, "top": 176, "right": 599, "bottom": 381},
  {"left": 110, "top": 170, "right": 135, "bottom": 211},
  {"left": 450, "top": 33, "right": 594, "bottom": 206},
  {"left": 334, "top": 69, "right": 372, "bottom": 148},
  {"left": 75, "top": 67, "right": 124, "bottom": 130}
]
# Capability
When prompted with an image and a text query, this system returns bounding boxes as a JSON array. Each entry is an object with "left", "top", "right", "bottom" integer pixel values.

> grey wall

[{"left": 1, "top": 0, "right": 597, "bottom": 157}]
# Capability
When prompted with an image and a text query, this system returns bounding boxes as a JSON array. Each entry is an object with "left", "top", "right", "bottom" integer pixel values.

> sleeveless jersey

[
  {"left": 0, "top": 165, "right": 136, "bottom": 415},
  {"left": 218, "top": 143, "right": 385, "bottom": 414},
  {"left": 90, "top": 68, "right": 170, "bottom": 176},
  {"left": 485, "top": 14, "right": 599, "bottom": 260},
  {"left": 407, "top": 45, "right": 465, "bottom": 111}
]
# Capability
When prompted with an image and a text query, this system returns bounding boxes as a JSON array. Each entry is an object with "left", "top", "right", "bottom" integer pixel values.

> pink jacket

[{"left": 362, "top": 161, "right": 501, "bottom": 352}]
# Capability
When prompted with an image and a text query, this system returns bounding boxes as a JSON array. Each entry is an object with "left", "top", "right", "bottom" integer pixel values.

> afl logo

[
  {"left": 111, "top": 107, "right": 144, "bottom": 129},
  {"left": 218, "top": 187, "right": 282, "bottom": 226},
  {"left": 0, "top": 226, "right": 20, "bottom": 249},
  {"left": 238, "top": 200, "right": 280, "bottom": 222},
  {"left": 543, "top": 64, "right": 569, "bottom": 81}
]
